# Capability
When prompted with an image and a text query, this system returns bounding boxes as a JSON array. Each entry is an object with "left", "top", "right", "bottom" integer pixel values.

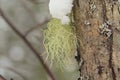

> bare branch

[
  {"left": 0, "top": 75, "right": 6, "bottom": 80},
  {"left": 25, "top": 17, "right": 50, "bottom": 36},
  {"left": 0, "top": 8, "right": 56, "bottom": 80},
  {"left": 20, "top": 0, "right": 51, "bottom": 36}
]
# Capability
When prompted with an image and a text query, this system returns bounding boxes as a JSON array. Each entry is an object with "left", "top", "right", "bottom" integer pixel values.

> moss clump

[{"left": 44, "top": 18, "right": 77, "bottom": 68}]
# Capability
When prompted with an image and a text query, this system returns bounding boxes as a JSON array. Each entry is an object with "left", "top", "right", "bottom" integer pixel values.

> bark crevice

[
  {"left": 100, "top": 0, "right": 117, "bottom": 79},
  {"left": 73, "top": 0, "right": 119, "bottom": 80}
]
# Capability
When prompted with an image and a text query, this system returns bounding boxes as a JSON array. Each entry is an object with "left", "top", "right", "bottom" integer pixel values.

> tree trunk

[{"left": 73, "top": 0, "right": 120, "bottom": 80}]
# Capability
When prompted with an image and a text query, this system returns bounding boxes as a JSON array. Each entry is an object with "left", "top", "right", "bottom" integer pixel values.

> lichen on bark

[{"left": 73, "top": 0, "right": 120, "bottom": 80}]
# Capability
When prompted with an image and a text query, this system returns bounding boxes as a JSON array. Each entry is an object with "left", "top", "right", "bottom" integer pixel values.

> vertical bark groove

[
  {"left": 101, "top": 0, "right": 116, "bottom": 80},
  {"left": 73, "top": 0, "right": 119, "bottom": 80}
]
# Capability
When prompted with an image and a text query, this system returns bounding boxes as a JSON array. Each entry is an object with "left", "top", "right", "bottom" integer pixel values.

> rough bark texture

[{"left": 73, "top": 0, "right": 120, "bottom": 80}]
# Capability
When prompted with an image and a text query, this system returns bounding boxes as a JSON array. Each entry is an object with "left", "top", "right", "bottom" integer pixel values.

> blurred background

[{"left": 0, "top": 0, "right": 79, "bottom": 80}]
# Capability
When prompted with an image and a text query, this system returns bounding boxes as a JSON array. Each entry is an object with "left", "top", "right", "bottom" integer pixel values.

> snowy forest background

[{"left": 0, "top": 0, "right": 79, "bottom": 80}]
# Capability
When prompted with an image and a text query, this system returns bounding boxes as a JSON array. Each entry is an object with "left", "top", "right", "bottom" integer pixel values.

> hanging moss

[{"left": 43, "top": 18, "right": 77, "bottom": 68}]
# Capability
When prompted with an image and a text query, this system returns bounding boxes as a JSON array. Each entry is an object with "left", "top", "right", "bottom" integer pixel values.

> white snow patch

[
  {"left": 61, "top": 16, "right": 70, "bottom": 24},
  {"left": 49, "top": 0, "right": 73, "bottom": 24}
]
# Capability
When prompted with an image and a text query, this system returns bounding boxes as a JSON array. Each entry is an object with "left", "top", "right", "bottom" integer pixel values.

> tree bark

[{"left": 73, "top": 0, "right": 120, "bottom": 80}]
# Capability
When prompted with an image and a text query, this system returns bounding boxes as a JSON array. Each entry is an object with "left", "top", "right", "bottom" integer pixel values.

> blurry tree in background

[
  {"left": 0, "top": 0, "right": 79, "bottom": 80},
  {"left": 0, "top": 0, "right": 51, "bottom": 80}
]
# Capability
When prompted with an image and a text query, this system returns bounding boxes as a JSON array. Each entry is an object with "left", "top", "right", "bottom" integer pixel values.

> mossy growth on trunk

[{"left": 44, "top": 18, "right": 77, "bottom": 69}]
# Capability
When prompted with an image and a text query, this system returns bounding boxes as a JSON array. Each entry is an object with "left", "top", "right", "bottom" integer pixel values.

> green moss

[{"left": 43, "top": 18, "right": 77, "bottom": 68}]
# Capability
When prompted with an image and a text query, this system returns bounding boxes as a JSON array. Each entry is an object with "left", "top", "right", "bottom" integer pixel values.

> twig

[
  {"left": 0, "top": 8, "right": 56, "bottom": 80},
  {"left": 0, "top": 75, "right": 6, "bottom": 80},
  {"left": 25, "top": 18, "right": 50, "bottom": 36},
  {"left": 21, "top": 0, "right": 51, "bottom": 36}
]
